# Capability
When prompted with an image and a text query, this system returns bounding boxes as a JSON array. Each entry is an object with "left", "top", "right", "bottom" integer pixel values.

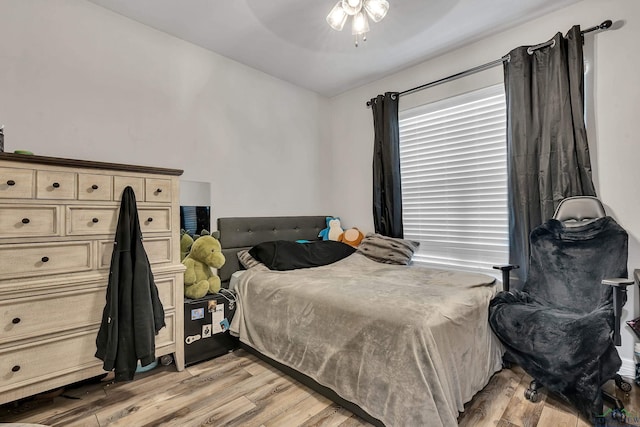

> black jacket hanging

[{"left": 95, "top": 186, "right": 165, "bottom": 381}]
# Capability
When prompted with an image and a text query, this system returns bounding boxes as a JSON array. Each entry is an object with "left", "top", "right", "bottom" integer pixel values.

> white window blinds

[{"left": 398, "top": 84, "right": 508, "bottom": 273}]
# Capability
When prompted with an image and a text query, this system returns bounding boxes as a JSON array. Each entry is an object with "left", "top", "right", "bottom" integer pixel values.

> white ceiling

[{"left": 86, "top": 0, "right": 582, "bottom": 97}]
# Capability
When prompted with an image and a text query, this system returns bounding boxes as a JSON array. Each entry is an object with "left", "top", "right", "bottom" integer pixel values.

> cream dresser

[{"left": 0, "top": 153, "right": 185, "bottom": 405}]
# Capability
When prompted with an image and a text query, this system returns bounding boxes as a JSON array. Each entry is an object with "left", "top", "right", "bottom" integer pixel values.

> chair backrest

[
  {"left": 524, "top": 197, "right": 628, "bottom": 313},
  {"left": 553, "top": 196, "right": 606, "bottom": 226}
]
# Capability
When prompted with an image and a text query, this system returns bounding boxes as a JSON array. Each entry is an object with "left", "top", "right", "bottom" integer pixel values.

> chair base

[
  {"left": 594, "top": 375, "right": 630, "bottom": 424},
  {"left": 523, "top": 375, "right": 631, "bottom": 424},
  {"left": 602, "top": 374, "right": 630, "bottom": 416}
]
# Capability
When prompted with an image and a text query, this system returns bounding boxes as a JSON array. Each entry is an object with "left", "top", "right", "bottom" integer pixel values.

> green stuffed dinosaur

[{"left": 182, "top": 234, "right": 226, "bottom": 299}]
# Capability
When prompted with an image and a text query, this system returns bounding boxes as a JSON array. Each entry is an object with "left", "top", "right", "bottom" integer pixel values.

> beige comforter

[{"left": 230, "top": 253, "right": 503, "bottom": 426}]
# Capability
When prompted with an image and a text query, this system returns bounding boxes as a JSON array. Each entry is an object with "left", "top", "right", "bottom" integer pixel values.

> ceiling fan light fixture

[
  {"left": 341, "top": 0, "right": 363, "bottom": 16},
  {"left": 351, "top": 11, "right": 370, "bottom": 35},
  {"left": 326, "top": 1, "right": 348, "bottom": 31},
  {"left": 363, "top": 0, "right": 389, "bottom": 23},
  {"left": 327, "top": 0, "right": 388, "bottom": 46},
  {"left": 352, "top": 10, "right": 370, "bottom": 46}
]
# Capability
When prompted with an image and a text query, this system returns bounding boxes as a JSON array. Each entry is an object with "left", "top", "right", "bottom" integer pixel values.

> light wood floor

[{"left": 1, "top": 349, "right": 639, "bottom": 426}]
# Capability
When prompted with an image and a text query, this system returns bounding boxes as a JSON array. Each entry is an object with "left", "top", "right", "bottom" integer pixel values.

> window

[{"left": 398, "top": 85, "right": 508, "bottom": 273}]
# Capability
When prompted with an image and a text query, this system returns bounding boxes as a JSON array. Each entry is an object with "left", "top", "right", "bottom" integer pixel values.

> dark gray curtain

[
  {"left": 505, "top": 25, "right": 596, "bottom": 285},
  {"left": 370, "top": 92, "right": 403, "bottom": 238}
]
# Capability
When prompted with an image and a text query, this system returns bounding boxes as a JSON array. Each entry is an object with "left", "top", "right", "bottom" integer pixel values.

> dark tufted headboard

[{"left": 217, "top": 216, "right": 328, "bottom": 286}]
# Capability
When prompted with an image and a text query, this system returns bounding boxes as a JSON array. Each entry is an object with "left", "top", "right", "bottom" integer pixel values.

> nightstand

[{"left": 183, "top": 292, "right": 238, "bottom": 366}]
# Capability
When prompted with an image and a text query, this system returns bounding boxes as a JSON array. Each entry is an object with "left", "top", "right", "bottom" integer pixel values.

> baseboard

[{"left": 620, "top": 357, "right": 636, "bottom": 379}]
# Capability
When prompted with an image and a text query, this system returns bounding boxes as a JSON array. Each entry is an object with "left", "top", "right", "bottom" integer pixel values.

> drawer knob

[
  {"left": 12, "top": 317, "right": 21, "bottom": 324},
  {"left": 6, "top": 179, "right": 16, "bottom": 186},
  {"left": 21, "top": 218, "right": 30, "bottom": 224},
  {"left": 147, "top": 217, "right": 153, "bottom": 223},
  {"left": 91, "top": 184, "right": 99, "bottom": 190},
  {"left": 41, "top": 256, "right": 49, "bottom": 263},
  {"left": 52, "top": 182, "right": 60, "bottom": 188},
  {"left": 11, "top": 365, "right": 20, "bottom": 372},
  {"left": 92, "top": 218, "right": 99, "bottom": 223},
  {"left": 156, "top": 188, "right": 163, "bottom": 193}
]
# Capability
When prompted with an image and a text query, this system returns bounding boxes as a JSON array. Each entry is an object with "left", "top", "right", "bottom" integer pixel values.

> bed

[{"left": 217, "top": 216, "right": 504, "bottom": 427}]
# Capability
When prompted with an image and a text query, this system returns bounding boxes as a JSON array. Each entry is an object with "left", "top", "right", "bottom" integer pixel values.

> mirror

[{"left": 180, "top": 180, "right": 211, "bottom": 236}]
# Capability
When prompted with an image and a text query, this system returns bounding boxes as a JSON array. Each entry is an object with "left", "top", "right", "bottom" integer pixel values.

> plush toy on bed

[
  {"left": 318, "top": 216, "right": 344, "bottom": 241},
  {"left": 338, "top": 227, "right": 365, "bottom": 247},
  {"left": 182, "top": 234, "right": 226, "bottom": 299}
]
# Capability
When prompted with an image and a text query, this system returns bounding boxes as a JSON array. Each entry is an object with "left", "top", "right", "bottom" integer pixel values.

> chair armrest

[
  {"left": 493, "top": 264, "right": 519, "bottom": 292},
  {"left": 602, "top": 278, "right": 635, "bottom": 287},
  {"left": 602, "top": 277, "right": 634, "bottom": 346}
]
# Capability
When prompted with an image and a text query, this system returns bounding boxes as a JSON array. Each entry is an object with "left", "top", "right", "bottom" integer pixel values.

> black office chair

[{"left": 489, "top": 196, "right": 634, "bottom": 422}]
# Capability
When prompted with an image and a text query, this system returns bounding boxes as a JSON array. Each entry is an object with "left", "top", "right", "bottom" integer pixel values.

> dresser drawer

[
  {"left": 36, "top": 170, "right": 76, "bottom": 200},
  {"left": 0, "top": 241, "right": 92, "bottom": 280},
  {"left": 139, "top": 207, "right": 171, "bottom": 233},
  {"left": 0, "top": 330, "right": 103, "bottom": 392},
  {"left": 156, "top": 312, "right": 176, "bottom": 349},
  {"left": 0, "top": 282, "right": 175, "bottom": 346},
  {"left": 114, "top": 176, "right": 144, "bottom": 201},
  {"left": 67, "top": 206, "right": 118, "bottom": 235},
  {"left": 69, "top": 206, "right": 171, "bottom": 236},
  {"left": 156, "top": 276, "right": 177, "bottom": 311},
  {"left": 0, "top": 205, "right": 60, "bottom": 238},
  {"left": 145, "top": 178, "right": 172, "bottom": 203},
  {"left": 78, "top": 173, "right": 112, "bottom": 201},
  {"left": 0, "top": 288, "right": 104, "bottom": 344},
  {"left": 0, "top": 168, "right": 34, "bottom": 199},
  {"left": 98, "top": 236, "right": 173, "bottom": 268}
]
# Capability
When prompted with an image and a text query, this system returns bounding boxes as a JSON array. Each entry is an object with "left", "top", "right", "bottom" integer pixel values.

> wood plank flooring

[{"left": 1, "top": 349, "right": 639, "bottom": 426}]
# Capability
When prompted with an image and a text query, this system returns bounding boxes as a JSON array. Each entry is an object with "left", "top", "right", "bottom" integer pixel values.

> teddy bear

[
  {"left": 318, "top": 216, "right": 344, "bottom": 241},
  {"left": 182, "top": 234, "right": 226, "bottom": 299}
]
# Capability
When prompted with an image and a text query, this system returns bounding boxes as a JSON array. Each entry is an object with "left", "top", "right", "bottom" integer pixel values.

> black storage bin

[{"left": 184, "top": 292, "right": 238, "bottom": 366}]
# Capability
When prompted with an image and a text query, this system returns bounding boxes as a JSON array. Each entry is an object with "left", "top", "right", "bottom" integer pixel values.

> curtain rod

[{"left": 366, "top": 19, "right": 612, "bottom": 107}]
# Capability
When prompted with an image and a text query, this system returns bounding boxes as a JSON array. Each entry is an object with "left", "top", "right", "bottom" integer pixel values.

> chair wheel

[
  {"left": 616, "top": 377, "right": 633, "bottom": 393},
  {"left": 524, "top": 388, "right": 539, "bottom": 402},
  {"left": 611, "top": 408, "right": 626, "bottom": 423}
]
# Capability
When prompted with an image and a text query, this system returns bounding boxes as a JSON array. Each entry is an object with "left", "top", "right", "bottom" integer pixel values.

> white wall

[
  {"left": 0, "top": 0, "right": 331, "bottom": 221},
  {"left": 328, "top": 0, "right": 640, "bottom": 373}
]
